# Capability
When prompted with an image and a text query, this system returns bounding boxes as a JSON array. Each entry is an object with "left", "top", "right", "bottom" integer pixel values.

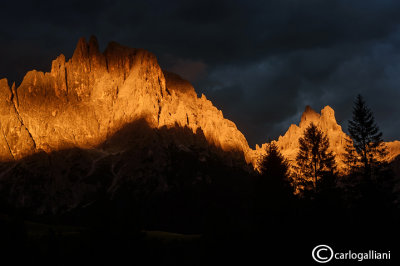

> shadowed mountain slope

[{"left": 0, "top": 118, "right": 251, "bottom": 217}]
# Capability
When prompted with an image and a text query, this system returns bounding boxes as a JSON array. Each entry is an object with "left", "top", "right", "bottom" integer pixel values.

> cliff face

[
  {"left": 0, "top": 37, "right": 251, "bottom": 165},
  {"left": 159, "top": 72, "right": 251, "bottom": 162}
]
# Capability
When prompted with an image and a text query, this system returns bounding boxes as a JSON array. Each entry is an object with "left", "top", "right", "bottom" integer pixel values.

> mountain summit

[
  {"left": 0, "top": 37, "right": 259, "bottom": 213},
  {"left": 255, "top": 105, "right": 400, "bottom": 171},
  {"left": 276, "top": 105, "right": 348, "bottom": 168},
  {"left": 0, "top": 36, "right": 251, "bottom": 164}
]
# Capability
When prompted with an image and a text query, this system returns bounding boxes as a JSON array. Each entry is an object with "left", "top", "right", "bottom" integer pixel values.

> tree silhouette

[
  {"left": 345, "top": 94, "right": 388, "bottom": 180},
  {"left": 255, "top": 142, "right": 293, "bottom": 230},
  {"left": 344, "top": 95, "right": 395, "bottom": 223},
  {"left": 296, "top": 123, "right": 336, "bottom": 192},
  {"left": 258, "top": 142, "right": 292, "bottom": 196}
]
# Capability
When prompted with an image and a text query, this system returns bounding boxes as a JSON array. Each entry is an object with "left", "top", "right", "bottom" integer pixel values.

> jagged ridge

[{"left": 0, "top": 36, "right": 251, "bottom": 165}]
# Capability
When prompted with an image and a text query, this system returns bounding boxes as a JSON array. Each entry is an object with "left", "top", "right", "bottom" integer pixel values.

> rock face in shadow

[
  {"left": 0, "top": 36, "right": 251, "bottom": 165},
  {"left": 0, "top": 118, "right": 250, "bottom": 215}
]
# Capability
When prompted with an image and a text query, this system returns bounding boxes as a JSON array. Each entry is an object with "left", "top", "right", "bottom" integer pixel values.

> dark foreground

[{"left": 1, "top": 204, "right": 399, "bottom": 266}]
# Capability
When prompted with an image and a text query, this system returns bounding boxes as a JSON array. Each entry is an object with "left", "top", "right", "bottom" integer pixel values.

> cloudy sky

[{"left": 1, "top": 0, "right": 400, "bottom": 147}]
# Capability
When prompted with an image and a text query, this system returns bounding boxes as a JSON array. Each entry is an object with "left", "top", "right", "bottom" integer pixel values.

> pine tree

[
  {"left": 296, "top": 123, "right": 336, "bottom": 191},
  {"left": 346, "top": 94, "right": 388, "bottom": 179},
  {"left": 257, "top": 142, "right": 293, "bottom": 194},
  {"left": 344, "top": 95, "right": 395, "bottom": 221},
  {"left": 255, "top": 142, "right": 292, "bottom": 228},
  {"left": 259, "top": 142, "right": 290, "bottom": 183}
]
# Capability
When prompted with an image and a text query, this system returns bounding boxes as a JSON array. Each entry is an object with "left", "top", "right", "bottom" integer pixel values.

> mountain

[
  {"left": 0, "top": 37, "right": 254, "bottom": 215},
  {"left": 0, "top": 37, "right": 399, "bottom": 172},
  {"left": 1, "top": 37, "right": 399, "bottom": 215},
  {"left": 0, "top": 36, "right": 251, "bottom": 164},
  {"left": 254, "top": 105, "right": 400, "bottom": 171},
  {"left": 1, "top": 37, "right": 400, "bottom": 266}
]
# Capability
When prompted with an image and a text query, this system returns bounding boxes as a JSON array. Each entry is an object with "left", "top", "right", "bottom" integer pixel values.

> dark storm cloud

[{"left": 1, "top": 0, "right": 400, "bottom": 146}]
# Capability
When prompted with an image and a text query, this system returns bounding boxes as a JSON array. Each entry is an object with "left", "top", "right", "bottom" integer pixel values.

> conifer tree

[
  {"left": 296, "top": 123, "right": 336, "bottom": 191},
  {"left": 259, "top": 143, "right": 290, "bottom": 183},
  {"left": 255, "top": 142, "right": 292, "bottom": 227},
  {"left": 345, "top": 94, "right": 388, "bottom": 179}
]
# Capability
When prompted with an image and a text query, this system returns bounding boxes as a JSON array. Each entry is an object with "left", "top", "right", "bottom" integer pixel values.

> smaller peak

[
  {"left": 321, "top": 105, "right": 334, "bottom": 114},
  {"left": 286, "top": 124, "right": 300, "bottom": 135},
  {"left": 304, "top": 105, "right": 317, "bottom": 114},
  {"left": 72, "top": 37, "right": 89, "bottom": 61},
  {"left": 88, "top": 35, "right": 100, "bottom": 55},
  {"left": 77, "top": 37, "right": 87, "bottom": 44},
  {"left": 51, "top": 54, "right": 66, "bottom": 73},
  {"left": 89, "top": 35, "right": 98, "bottom": 45},
  {"left": 300, "top": 105, "right": 320, "bottom": 126},
  {"left": 0, "top": 78, "right": 9, "bottom": 87},
  {"left": 321, "top": 105, "right": 336, "bottom": 122},
  {"left": 56, "top": 53, "right": 66, "bottom": 61}
]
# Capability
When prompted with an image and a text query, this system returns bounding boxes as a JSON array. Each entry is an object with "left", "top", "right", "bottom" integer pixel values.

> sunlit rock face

[
  {"left": 12, "top": 37, "right": 165, "bottom": 155},
  {"left": 254, "top": 106, "right": 348, "bottom": 170},
  {"left": 0, "top": 79, "right": 36, "bottom": 160},
  {"left": 276, "top": 105, "right": 348, "bottom": 169},
  {"left": 254, "top": 105, "right": 400, "bottom": 172},
  {"left": 160, "top": 71, "right": 251, "bottom": 163},
  {"left": 0, "top": 37, "right": 251, "bottom": 165},
  {"left": 387, "top": 141, "right": 400, "bottom": 161}
]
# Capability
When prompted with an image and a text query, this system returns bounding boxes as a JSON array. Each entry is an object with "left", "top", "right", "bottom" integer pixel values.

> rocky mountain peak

[
  {"left": 299, "top": 105, "right": 320, "bottom": 127},
  {"left": 88, "top": 35, "right": 100, "bottom": 55},
  {"left": 71, "top": 36, "right": 101, "bottom": 60},
  {"left": 253, "top": 105, "right": 350, "bottom": 170},
  {"left": 0, "top": 37, "right": 252, "bottom": 166},
  {"left": 321, "top": 105, "right": 335, "bottom": 120},
  {"left": 71, "top": 37, "right": 90, "bottom": 62}
]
